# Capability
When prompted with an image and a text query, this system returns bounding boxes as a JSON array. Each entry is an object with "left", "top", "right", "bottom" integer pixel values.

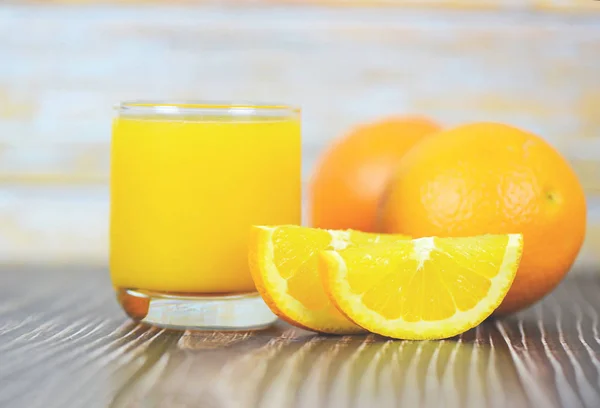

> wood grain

[{"left": 2, "top": 265, "right": 600, "bottom": 407}]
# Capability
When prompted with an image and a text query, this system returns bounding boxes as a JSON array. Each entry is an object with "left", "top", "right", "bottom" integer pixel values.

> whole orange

[
  {"left": 309, "top": 116, "right": 441, "bottom": 232},
  {"left": 379, "top": 122, "right": 586, "bottom": 314}
]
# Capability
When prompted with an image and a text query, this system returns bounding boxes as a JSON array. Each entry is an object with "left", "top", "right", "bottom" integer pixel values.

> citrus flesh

[
  {"left": 320, "top": 234, "right": 523, "bottom": 340},
  {"left": 248, "top": 225, "right": 410, "bottom": 334}
]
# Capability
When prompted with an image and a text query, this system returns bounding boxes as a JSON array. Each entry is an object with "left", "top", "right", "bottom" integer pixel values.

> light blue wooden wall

[{"left": 0, "top": 4, "right": 598, "bottom": 266}]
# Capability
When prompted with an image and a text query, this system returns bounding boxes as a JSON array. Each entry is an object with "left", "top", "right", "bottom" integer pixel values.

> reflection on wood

[{"left": 2, "top": 266, "right": 600, "bottom": 407}]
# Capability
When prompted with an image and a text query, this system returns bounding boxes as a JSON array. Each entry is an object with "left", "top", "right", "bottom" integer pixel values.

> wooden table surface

[{"left": 2, "top": 266, "right": 600, "bottom": 408}]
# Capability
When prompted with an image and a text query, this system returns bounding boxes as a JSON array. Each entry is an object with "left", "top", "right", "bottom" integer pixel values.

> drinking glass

[{"left": 110, "top": 101, "right": 301, "bottom": 329}]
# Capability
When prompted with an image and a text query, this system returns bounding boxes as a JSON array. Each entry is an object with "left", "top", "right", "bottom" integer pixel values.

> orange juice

[{"left": 110, "top": 104, "right": 301, "bottom": 297}]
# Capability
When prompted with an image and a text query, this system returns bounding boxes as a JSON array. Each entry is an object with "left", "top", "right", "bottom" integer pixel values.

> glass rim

[{"left": 115, "top": 100, "right": 301, "bottom": 118}]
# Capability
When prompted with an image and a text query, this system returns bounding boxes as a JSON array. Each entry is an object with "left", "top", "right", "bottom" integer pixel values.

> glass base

[{"left": 116, "top": 288, "right": 278, "bottom": 330}]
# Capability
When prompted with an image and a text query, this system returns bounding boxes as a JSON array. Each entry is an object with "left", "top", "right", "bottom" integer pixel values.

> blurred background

[{"left": 0, "top": 0, "right": 598, "bottom": 268}]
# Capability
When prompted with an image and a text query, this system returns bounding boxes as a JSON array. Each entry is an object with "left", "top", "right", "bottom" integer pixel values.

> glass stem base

[{"left": 116, "top": 288, "right": 278, "bottom": 330}]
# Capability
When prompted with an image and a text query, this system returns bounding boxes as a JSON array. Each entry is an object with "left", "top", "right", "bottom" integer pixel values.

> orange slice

[
  {"left": 248, "top": 225, "right": 409, "bottom": 334},
  {"left": 320, "top": 234, "right": 523, "bottom": 340}
]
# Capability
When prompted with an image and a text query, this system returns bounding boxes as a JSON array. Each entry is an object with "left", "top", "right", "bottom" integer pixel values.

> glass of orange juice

[{"left": 110, "top": 101, "right": 301, "bottom": 330}]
